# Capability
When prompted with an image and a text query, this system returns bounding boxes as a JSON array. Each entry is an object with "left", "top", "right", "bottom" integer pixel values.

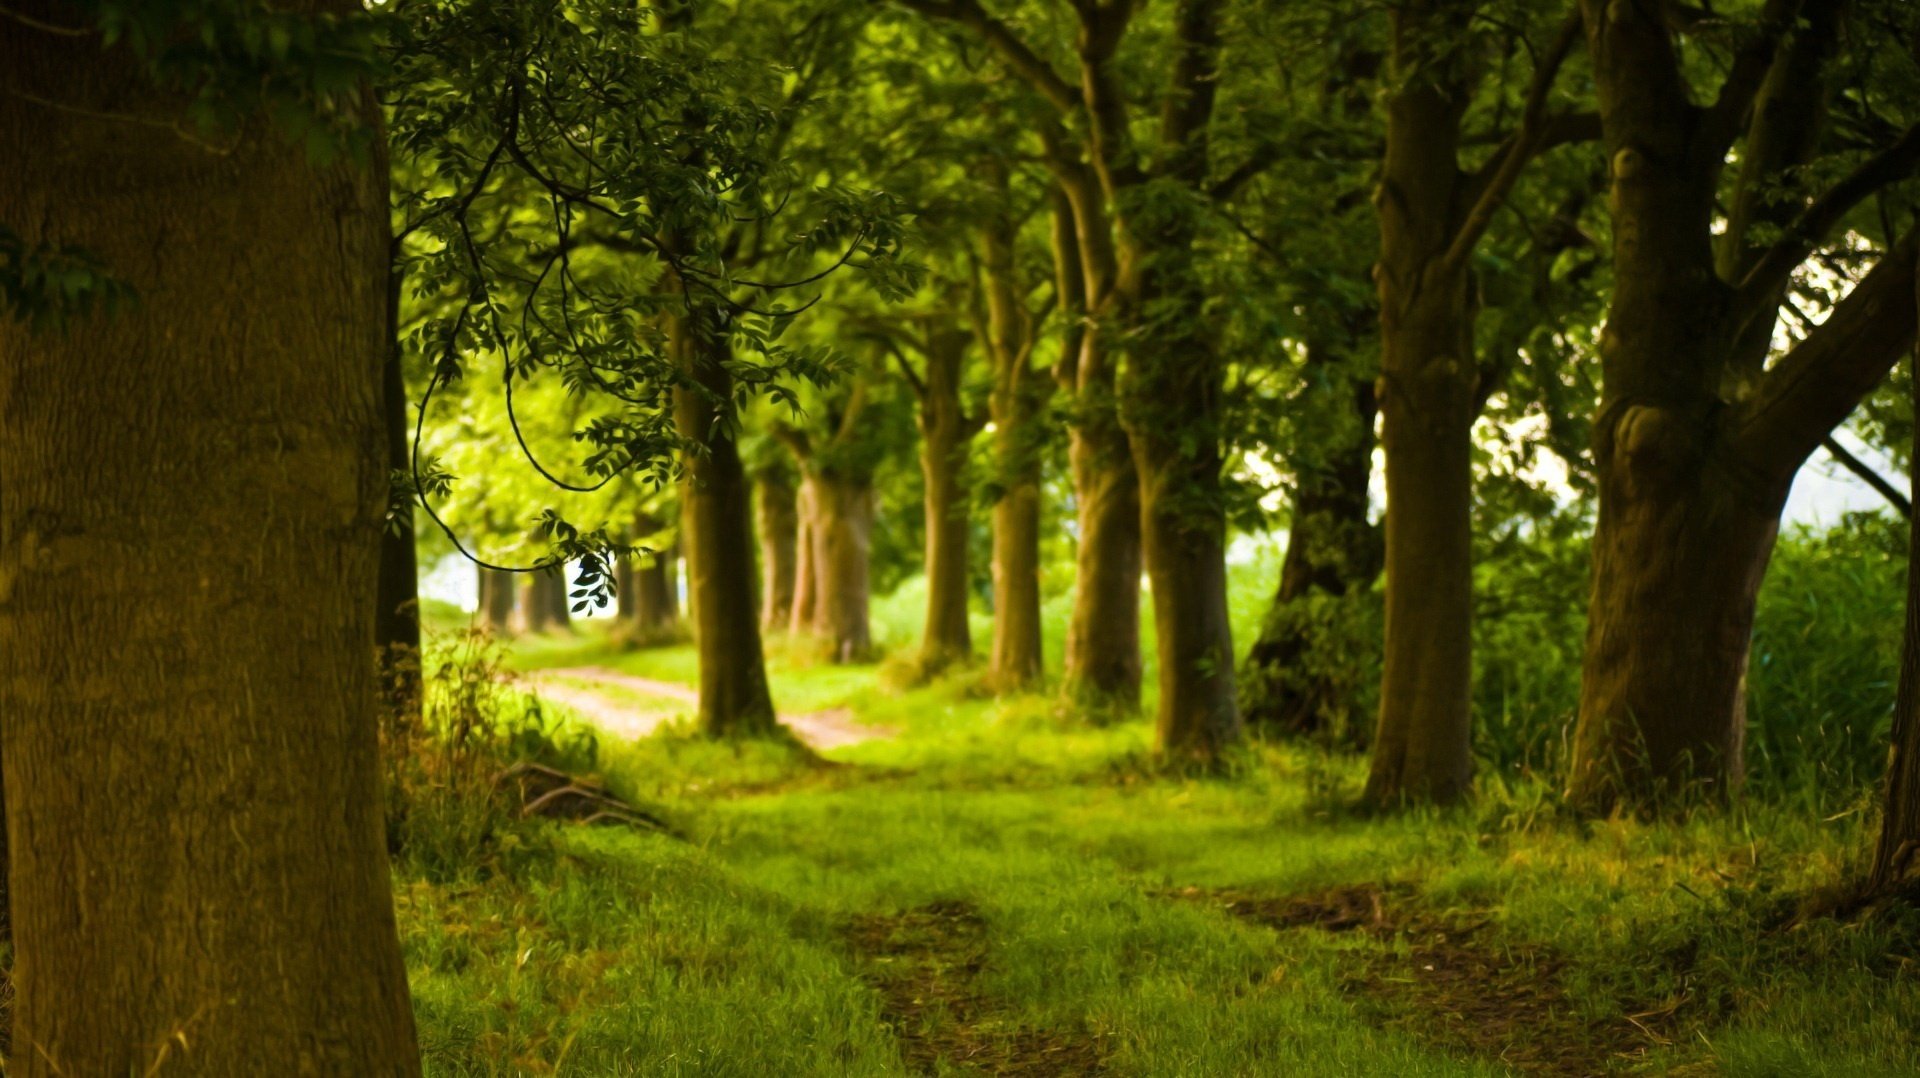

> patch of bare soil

[
  {"left": 844, "top": 900, "right": 1107, "bottom": 1076},
  {"left": 1170, "top": 883, "right": 1694, "bottom": 1076}
]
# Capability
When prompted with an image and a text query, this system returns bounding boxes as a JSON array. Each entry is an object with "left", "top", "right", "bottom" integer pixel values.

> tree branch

[
  {"left": 1731, "top": 122, "right": 1920, "bottom": 336},
  {"left": 892, "top": 0, "right": 1079, "bottom": 113},
  {"left": 1443, "top": 5, "right": 1584, "bottom": 272},
  {"left": 1699, "top": 0, "right": 1805, "bottom": 153},
  {"left": 1821, "top": 434, "right": 1912, "bottom": 517},
  {"left": 1733, "top": 229, "right": 1919, "bottom": 478}
]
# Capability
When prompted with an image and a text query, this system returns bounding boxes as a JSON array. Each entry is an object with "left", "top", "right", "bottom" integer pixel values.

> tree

[
  {"left": 387, "top": 0, "right": 908, "bottom": 731},
  {"left": 0, "top": 4, "right": 419, "bottom": 1069},
  {"left": 1366, "top": 1, "right": 1590, "bottom": 805},
  {"left": 1874, "top": 328, "right": 1920, "bottom": 892},
  {"left": 754, "top": 459, "right": 800, "bottom": 632},
  {"left": 777, "top": 370, "right": 888, "bottom": 662},
  {"left": 981, "top": 181, "right": 1070, "bottom": 693},
  {"left": 1566, "top": 0, "right": 1920, "bottom": 808},
  {"left": 883, "top": 293, "right": 984, "bottom": 676}
]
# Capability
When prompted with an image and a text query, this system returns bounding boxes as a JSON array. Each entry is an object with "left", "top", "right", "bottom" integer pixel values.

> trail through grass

[{"left": 401, "top": 628, "right": 1920, "bottom": 1077}]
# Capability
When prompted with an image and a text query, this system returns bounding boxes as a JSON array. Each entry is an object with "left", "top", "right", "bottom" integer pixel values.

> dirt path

[{"left": 523, "top": 665, "right": 896, "bottom": 751}]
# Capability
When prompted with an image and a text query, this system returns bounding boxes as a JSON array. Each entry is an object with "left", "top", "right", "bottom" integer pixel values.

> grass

[{"left": 397, "top": 619, "right": 1920, "bottom": 1077}]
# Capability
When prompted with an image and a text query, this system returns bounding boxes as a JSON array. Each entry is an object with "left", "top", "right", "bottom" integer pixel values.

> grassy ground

[{"left": 397, "top": 623, "right": 1920, "bottom": 1077}]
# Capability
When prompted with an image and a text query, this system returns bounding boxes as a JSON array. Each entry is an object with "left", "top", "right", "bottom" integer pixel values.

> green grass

[{"left": 398, "top": 623, "right": 1920, "bottom": 1077}]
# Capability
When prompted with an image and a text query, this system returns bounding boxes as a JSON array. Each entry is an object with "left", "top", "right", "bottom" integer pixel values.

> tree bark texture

[
  {"left": 756, "top": 464, "right": 798, "bottom": 633},
  {"left": 0, "top": 16, "right": 421, "bottom": 1072},
  {"left": 672, "top": 308, "right": 778, "bottom": 737}
]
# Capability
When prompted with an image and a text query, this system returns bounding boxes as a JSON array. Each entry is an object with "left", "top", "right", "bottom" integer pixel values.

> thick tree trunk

[
  {"left": 519, "top": 569, "right": 571, "bottom": 633},
  {"left": 757, "top": 465, "right": 798, "bottom": 633},
  {"left": 1117, "top": 0, "right": 1239, "bottom": 762},
  {"left": 917, "top": 327, "right": 977, "bottom": 673},
  {"left": 1362, "top": 11, "right": 1483, "bottom": 806},
  {"left": 0, "top": 22, "right": 419, "bottom": 1072},
  {"left": 1569, "top": 433, "right": 1787, "bottom": 805},
  {"left": 479, "top": 568, "right": 517, "bottom": 633},
  {"left": 673, "top": 309, "right": 778, "bottom": 736},
  {"left": 1241, "top": 362, "right": 1378, "bottom": 739},
  {"left": 808, "top": 471, "right": 875, "bottom": 663},
  {"left": 1367, "top": 295, "right": 1477, "bottom": 803},
  {"left": 1132, "top": 417, "right": 1241, "bottom": 761},
  {"left": 790, "top": 477, "right": 820, "bottom": 635}
]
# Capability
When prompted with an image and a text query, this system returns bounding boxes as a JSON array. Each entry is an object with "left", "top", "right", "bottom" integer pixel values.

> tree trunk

[
  {"left": 673, "top": 308, "right": 778, "bottom": 736},
  {"left": 757, "top": 465, "right": 798, "bottom": 633},
  {"left": 616, "top": 554, "right": 636, "bottom": 620},
  {"left": 790, "top": 476, "right": 820, "bottom": 635},
  {"left": 1116, "top": 0, "right": 1239, "bottom": 762},
  {"left": 479, "top": 568, "right": 517, "bottom": 633},
  {"left": 519, "top": 569, "right": 571, "bottom": 633},
  {"left": 1367, "top": 291, "right": 1477, "bottom": 803},
  {"left": 1362, "top": 8, "right": 1484, "bottom": 806},
  {"left": 1063, "top": 371, "right": 1142, "bottom": 709},
  {"left": 1054, "top": 170, "right": 1142, "bottom": 713},
  {"left": 982, "top": 187, "right": 1067, "bottom": 694},
  {"left": 808, "top": 471, "right": 875, "bottom": 662},
  {"left": 1570, "top": 434, "right": 1789, "bottom": 805},
  {"left": 633, "top": 543, "right": 681, "bottom": 633},
  {"left": 1875, "top": 334, "right": 1920, "bottom": 890},
  {"left": 376, "top": 273, "right": 422, "bottom": 717},
  {"left": 0, "top": 23, "right": 419, "bottom": 1072},
  {"left": 1241, "top": 358, "right": 1378, "bottom": 739},
  {"left": 917, "top": 326, "right": 976, "bottom": 673}
]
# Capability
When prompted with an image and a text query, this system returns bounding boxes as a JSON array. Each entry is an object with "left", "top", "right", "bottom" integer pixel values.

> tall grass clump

[
  {"left": 382, "top": 629, "right": 599, "bottom": 880},
  {"left": 1747, "top": 512, "right": 1904, "bottom": 807}
]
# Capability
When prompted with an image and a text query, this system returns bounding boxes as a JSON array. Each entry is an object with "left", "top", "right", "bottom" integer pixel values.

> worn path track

[{"left": 524, "top": 665, "right": 894, "bottom": 750}]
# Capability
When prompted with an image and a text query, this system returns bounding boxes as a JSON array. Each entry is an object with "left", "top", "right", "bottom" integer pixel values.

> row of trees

[{"left": 4, "top": 0, "right": 1920, "bottom": 1070}]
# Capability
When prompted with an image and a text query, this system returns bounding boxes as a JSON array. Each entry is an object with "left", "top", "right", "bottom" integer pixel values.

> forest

[{"left": 4, "top": 0, "right": 1920, "bottom": 1072}]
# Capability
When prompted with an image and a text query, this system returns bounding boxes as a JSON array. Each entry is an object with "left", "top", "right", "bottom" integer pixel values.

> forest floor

[{"left": 399, "top": 627, "right": 1920, "bottom": 1077}]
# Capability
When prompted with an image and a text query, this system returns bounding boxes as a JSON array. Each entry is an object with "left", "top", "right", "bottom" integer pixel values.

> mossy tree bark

[
  {"left": 756, "top": 463, "right": 799, "bottom": 633},
  {"left": 672, "top": 306, "right": 779, "bottom": 736},
  {"left": 0, "top": 17, "right": 420, "bottom": 1072},
  {"left": 1568, "top": 0, "right": 1920, "bottom": 809}
]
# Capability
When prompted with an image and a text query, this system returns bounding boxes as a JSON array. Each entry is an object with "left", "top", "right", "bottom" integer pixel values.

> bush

[{"left": 381, "top": 629, "right": 599, "bottom": 880}]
